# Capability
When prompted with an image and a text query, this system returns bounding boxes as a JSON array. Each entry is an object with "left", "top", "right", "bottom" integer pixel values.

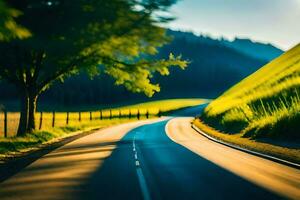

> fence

[{"left": 0, "top": 108, "right": 162, "bottom": 137}]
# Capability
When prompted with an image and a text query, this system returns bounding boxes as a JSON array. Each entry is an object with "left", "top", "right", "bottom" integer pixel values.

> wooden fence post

[
  {"left": 158, "top": 109, "right": 161, "bottom": 118},
  {"left": 100, "top": 110, "right": 103, "bottom": 120},
  {"left": 119, "top": 110, "right": 121, "bottom": 119},
  {"left": 52, "top": 111, "right": 55, "bottom": 127},
  {"left": 4, "top": 110, "right": 7, "bottom": 137},
  {"left": 137, "top": 109, "right": 140, "bottom": 120},
  {"left": 129, "top": 109, "right": 131, "bottom": 119},
  {"left": 109, "top": 110, "right": 112, "bottom": 120},
  {"left": 146, "top": 109, "right": 149, "bottom": 119},
  {"left": 90, "top": 111, "right": 92, "bottom": 121},
  {"left": 66, "top": 112, "right": 69, "bottom": 125},
  {"left": 39, "top": 112, "right": 43, "bottom": 130},
  {"left": 79, "top": 112, "right": 81, "bottom": 122}
]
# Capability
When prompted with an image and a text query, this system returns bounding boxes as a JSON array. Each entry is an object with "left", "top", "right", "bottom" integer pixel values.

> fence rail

[{"left": 0, "top": 108, "right": 161, "bottom": 137}]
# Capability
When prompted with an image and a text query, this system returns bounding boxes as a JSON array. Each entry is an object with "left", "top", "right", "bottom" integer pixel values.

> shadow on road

[{"left": 73, "top": 120, "right": 281, "bottom": 200}]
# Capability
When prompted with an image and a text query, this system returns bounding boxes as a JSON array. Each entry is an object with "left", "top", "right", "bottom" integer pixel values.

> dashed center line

[
  {"left": 135, "top": 160, "right": 140, "bottom": 166},
  {"left": 133, "top": 135, "right": 136, "bottom": 152},
  {"left": 132, "top": 132, "right": 151, "bottom": 200}
]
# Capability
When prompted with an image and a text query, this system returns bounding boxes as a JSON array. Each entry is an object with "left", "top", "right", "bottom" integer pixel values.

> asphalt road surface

[{"left": 0, "top": 110, "right": 299, "bottom": 200}]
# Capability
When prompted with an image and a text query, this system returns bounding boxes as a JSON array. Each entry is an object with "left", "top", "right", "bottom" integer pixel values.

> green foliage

[
  {"left": 203, "top": 44, "right": 300, "bottom": 140},
  {"left": 0, "top": 0, "right": 31, "bottom": 41},
  {"left": 0, "top": 0, "right": 186, "bottom": 96},
  {"left": 105, "top": 53, "right": 187, "bottom": 97}
]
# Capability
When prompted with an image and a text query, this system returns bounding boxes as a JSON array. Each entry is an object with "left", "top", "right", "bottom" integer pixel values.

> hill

[
  {"left": 202, "top": 43, "right": 300, "bottom": 140},
  {"left": 155, "top": 30, "right": 266, "bottom": 98},
  {"left": 169, "top": 30, "right": 283, "bottom": 61},
  {"left": 221, "top": 38, "right": 283, "bottom": 61},
  {"left": 0, "top": 30, "right": 280, "bottom": 109}
]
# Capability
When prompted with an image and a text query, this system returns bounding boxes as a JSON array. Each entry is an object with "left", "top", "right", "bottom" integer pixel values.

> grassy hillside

[{"left": 202, "top": 44, "right": 300, "bottom": 141}]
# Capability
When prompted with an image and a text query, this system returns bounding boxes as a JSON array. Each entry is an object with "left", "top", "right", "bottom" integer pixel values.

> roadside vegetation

[
  {"left": 193, "top": 44, "right": 300, "bottom": 163},
  {"left": 0, "top": 98, "right": 203, "bottom": 158},
  {"left": 193, "top": 119, "right": 300, "bottom": 163},
  {"left": 0, "top": 119, "right": 135, "bottom": 159},
  {"left": 121, "top": 99, "right": 207, "bottom": 112},
  {"left": 200, "top": 44, "right": 300, "bottom": 141}
]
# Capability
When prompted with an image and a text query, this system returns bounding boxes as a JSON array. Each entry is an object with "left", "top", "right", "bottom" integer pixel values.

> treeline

[{"left": 0, "top": 30, "right": 267, "bottom": 110}]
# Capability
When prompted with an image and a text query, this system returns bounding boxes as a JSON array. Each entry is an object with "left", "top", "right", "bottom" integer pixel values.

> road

[{"left": 0, "top": 115, "right": 299, "bottom": 199}]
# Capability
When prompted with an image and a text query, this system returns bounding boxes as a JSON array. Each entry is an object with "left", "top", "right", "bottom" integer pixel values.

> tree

[{"left": 0, "top": 0, "right": 187, "bottom": 136}]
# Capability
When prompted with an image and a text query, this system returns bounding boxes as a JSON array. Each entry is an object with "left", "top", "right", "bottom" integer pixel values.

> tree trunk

[
  {"left": 27, "top": 94, "right": 38, "bottom": 133},
  {"left": 17, "top": 92, "right": 29, "bottom": 136}
]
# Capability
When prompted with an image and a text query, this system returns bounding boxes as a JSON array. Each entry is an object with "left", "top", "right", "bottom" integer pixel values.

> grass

[
  {"left": 121, "top": 98, "right": 209, "bottom": 113},
  {"left": 0, "top": 98, "right": 205, "bottom": 137},
  {"left": 193, "top": 119, "right": 300, "bottom": 164},
  {"left": 0, "top": 118, "right": 136, "bottom": 158},
  {"left": 0, "top": 98, "right": 204, "bottom": 157},
  {"left": 202, "top": 43, "right": 300, "bottom": 141}
]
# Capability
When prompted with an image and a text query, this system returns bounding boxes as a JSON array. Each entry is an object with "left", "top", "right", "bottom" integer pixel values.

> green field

[
  {"left": 121, "top": 99, "right": 207, "bottom": 112},
  {"left": 0, "top": 99, "right": 204, "bottom": 157},
  {"left": 201, "top": 44, "right": 300, "bottom": 141},
  {"left": 0, "top": 98, "right": 205, "bottom": 137}
]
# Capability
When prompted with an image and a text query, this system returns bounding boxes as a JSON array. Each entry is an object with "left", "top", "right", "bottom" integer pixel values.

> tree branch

[
  {"left": 32, "top": 50, "right": 44, "bottom": 82},
  {"left": 37, "top": 50, "right": 99, "bottom": 93}
]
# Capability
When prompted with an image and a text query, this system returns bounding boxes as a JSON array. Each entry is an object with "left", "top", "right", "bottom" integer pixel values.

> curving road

[{"left": 0, "top": 114, "right": 299, "bottom": 199}]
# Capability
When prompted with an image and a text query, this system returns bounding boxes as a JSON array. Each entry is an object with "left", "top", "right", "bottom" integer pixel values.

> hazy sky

[{"left": 167, "top": 0, "right": 300, "bottom": 50}]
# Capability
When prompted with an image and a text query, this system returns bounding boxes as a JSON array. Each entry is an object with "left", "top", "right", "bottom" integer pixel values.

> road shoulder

[
  {"left": 165, "top": 117, "right": 300, "bottom": 200},
  {"left": 0, "top": 118, "right": 165, "bottom": 183}
]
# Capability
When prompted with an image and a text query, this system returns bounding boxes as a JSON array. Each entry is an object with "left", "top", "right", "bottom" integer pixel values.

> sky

[{"left": 167, "top": 0, "right": 300, "bottom": 50}]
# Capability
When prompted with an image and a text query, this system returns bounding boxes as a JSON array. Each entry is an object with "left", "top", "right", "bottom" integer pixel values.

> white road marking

[
  {"left": 133, "top": 137, "right": 136, "bottom": 151},
  {"left": 135, "top": 160, "right": 140, "bottom": 166},
  {"left": 133, "top": 132, "right": 152, "bottom": 200},
  {"left": 136, "top": 167, "right": 151, "bottom": 200}
]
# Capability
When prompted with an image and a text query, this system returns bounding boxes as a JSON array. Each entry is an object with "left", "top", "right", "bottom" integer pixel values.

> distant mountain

[
  {"left": 168, "top": 30, "right": 218, "bottom": 46},
  {"left": 168, "top": 30, "right": 283, "bottom": 61},
  {"left": 221, "top": 38, "right": 283, "bottom": 61},
  {"left": 0, "top": 30, "right": 273, "bottom": 109},
  {"left": 155, "top": 30, "right": 266, "bottom": 98}
]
